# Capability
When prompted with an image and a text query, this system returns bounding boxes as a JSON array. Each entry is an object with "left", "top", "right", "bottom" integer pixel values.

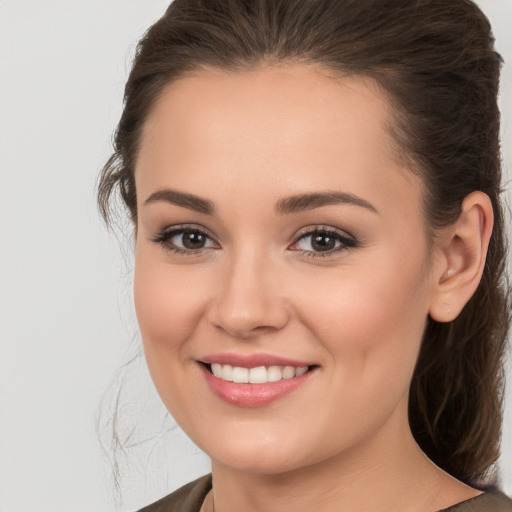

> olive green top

[{"left": 138, "top": 474, "right": 512, "bottom": 512}]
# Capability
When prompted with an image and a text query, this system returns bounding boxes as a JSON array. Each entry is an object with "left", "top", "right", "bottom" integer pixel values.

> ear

[{"left": 429, "top": 191, "right": 494, "bottom": 323}]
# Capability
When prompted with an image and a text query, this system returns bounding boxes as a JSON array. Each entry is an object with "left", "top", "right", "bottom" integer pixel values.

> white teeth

[
  {"left": 232, "top": 367, "right": 249, "bottom": 383},
  {"left": 249, "top": 366, "right": 268, "bottom": 384},
  {"left": 295, "top": 366, "right": 308, "bottom": 377},
  {"left": 267, "top": 366, "right": 283, "bottom": 382},
  {"left": 212, "top": 363, "right": 223, "bottom": 378},
  {"left": 209, "top": 364, "right": 309, "bottom": 383},
  {"left": 221, "top": 364, "right": 233, "bottom": 381},
  {"left": 282, "top": 366, "right": 295, "bottom": 379}
]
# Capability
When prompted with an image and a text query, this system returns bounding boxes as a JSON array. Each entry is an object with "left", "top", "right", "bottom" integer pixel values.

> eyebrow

[
  {"left": 275, "top": 192, "right": 378, "bottom": 215},
  {"left": 143, "top": 188, "right": 378, "bottom": 216},
  {"left": 144, "top": 189, "right": 215, "bottom": 215}
]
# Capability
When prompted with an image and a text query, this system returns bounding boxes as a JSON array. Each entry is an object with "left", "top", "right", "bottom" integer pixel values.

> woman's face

[{"left": 134, "top": 64, "right": 439, "bottom": 474}]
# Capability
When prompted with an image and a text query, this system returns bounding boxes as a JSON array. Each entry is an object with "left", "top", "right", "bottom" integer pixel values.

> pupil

[
  {"left": 312, "top": 233, "right": 335, "bottom": 251},
  {"left": 183, "top": 231, "right": 205, "bottom": 249}
]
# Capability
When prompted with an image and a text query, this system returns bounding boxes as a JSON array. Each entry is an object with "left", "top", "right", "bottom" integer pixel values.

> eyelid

[
  {"left": 292, "top": 224, "right": 356, "bottom": 242},
  {"left": 151, "top": 223, "right": 220, "bottom": 254},
  {"left": 150, "top": 223, "right": 357, "bottom": 258},
  {"left": 288, "top": 225, "right": 357, "bottom": 257},
  {"left": 156, "top": 223, "right": 217, "bottom": 239}
]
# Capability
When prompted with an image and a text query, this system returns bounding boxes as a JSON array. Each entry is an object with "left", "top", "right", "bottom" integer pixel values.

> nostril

[{"left": 207, "top": 287, "right": 290, "bottom": 339}]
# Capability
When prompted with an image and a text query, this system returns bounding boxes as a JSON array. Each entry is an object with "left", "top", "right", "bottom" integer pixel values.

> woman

[{"left": 98, "top": 0, "right": 511, "bottom": 510}]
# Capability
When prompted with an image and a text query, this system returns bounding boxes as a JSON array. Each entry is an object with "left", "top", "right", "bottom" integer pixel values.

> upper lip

[{"left": 200, "top": 353, "right": 314, "bottom": 368}]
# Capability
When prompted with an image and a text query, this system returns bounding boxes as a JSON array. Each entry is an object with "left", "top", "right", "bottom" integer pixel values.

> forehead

[
  {"left": 136, "top": 64, "right": 422, "bottom": 217},
  {"left": 139, "top": 63, "right": 394, "bottom": 167}
]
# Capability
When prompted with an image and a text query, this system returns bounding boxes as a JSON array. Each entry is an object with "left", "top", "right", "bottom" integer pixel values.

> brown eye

[
  {"left": 180, "top": 230, "right": 208, "bottom": 249},
  {"left": 153, "top": 227, "right": 218, "bottom": 254},
  {"left": 310, "top": 233, "right": 337, "bottom": 252},
  {"left": 290, "top": 228, "right": 357, "bottom": 256}
]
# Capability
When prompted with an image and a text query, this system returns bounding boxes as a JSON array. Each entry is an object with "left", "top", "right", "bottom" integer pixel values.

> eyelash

[
  {"left": 151, "top": 224, "right": 357, "bottom": 258},
  {"left": 290, "top": 226, "right": 357, "bottom": 258},
  {"left": 151, "top": 225, "right": 219, "bottom": 256}
]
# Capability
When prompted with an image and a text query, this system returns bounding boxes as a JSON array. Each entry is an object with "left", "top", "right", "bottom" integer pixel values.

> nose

[{"left": 207, "top": 249, "right": 290, "bottom": 339}]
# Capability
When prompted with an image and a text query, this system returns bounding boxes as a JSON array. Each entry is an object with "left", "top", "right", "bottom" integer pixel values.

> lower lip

[{"left": 199, "top": 364, "right": 313, "bottom": 408}]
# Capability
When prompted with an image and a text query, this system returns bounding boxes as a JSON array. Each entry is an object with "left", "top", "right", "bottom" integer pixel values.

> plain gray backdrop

[{"left": 0, "top": 1, "right": 510, "bottom": 511}]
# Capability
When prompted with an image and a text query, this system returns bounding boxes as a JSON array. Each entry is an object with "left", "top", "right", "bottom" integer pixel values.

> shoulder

[
  {"left": 137, "top": 474, "right": 212, "bottom": 512},
  {"left": 439, "top": 490, "right": 512, "bottom": 512}
]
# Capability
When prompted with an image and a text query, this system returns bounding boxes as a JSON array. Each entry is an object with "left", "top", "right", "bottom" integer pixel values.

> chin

[
  {"left": 212, "top": 450, "right": 305, "bottom": 476},
  {"left": 201, "top": 430, "right": 309, "bottom": 475}
]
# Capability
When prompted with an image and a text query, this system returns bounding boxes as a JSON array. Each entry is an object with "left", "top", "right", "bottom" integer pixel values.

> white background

[{"left": 0, "top": 1, "right": 510, "bottom": 511}]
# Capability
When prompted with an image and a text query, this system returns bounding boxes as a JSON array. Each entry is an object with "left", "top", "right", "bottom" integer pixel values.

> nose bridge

[{"left": 208, "top": 242, "right": 288, "bottom": 338}]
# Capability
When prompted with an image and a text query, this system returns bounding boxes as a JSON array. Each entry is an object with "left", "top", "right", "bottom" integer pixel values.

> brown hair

[{"left": 98, "top": 0, "right": 510, "bottom": 484}]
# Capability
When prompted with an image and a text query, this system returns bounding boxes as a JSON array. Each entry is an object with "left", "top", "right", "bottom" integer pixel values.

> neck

[{"left": 208, "top": 411, "right": 478, "bottom": 512}]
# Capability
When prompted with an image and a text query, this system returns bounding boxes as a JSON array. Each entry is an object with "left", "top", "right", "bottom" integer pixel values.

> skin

[{"left": 133, "top": 64, "right": 493, "bottom": 512}]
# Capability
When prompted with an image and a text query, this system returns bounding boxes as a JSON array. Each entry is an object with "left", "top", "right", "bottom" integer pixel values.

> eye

[
  {"left": 289, "top": 227, "right": 357, "bottom": 257},
  {"left": 152, "top": 226, "right": 219, "bottom": 254}
]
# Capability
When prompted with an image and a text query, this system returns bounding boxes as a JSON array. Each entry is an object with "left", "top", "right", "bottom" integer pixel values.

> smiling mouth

[
  {"left": 203, "top": 363, "right": 315, "bottom": 384},
  {"left": 199, "top": 360, "right": 318, "bottom": 407}
]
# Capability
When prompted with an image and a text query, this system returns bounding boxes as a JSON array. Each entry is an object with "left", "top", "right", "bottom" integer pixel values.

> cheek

[
  {"left": 300, "top": 257, "right": 431, "bottom": 446},
  {"left": 133, "top": 250, "right": 214, "bottom": 419},
  {"left": 133, "top": 251, "right": 208, "bottom": 354},
  {"left": 297, "top": 252, "right": 430, "bottom": 377}
]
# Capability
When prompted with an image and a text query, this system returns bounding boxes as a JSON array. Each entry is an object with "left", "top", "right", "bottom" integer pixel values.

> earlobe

[{"left": 429, "top": 191, "right": 494, "bottom": 323}]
